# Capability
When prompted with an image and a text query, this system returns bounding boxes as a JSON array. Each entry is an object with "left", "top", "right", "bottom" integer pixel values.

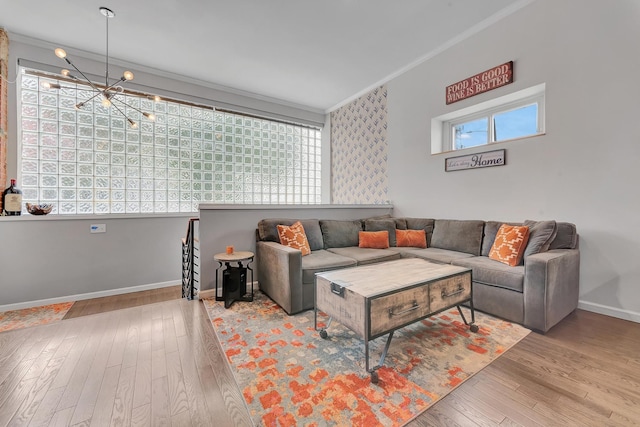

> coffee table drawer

[
  {"left": 429, "top": 272, "right": 471, "bottom": 313},
  {"left": 369, "top": 284, "right": 430, "bottom": 336}
]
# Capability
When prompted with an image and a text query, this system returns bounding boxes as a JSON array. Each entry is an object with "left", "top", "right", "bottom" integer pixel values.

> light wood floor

[
  {"left": 1, "top": 287, "right": 639, "bottom": 426},
  {"left": 63, "top": 287, "right": 182, "bottom": 320}
]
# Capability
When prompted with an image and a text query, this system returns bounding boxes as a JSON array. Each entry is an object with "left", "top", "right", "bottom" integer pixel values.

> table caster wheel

[
  {"left": 470, "top": 324, "right": 479, "bottom": 333},
  {"left": 319, "top": 329, "right": 328, "bottom": 339},
  {"left": 370, "top": 371, "right": 379, "bottom": 384}
]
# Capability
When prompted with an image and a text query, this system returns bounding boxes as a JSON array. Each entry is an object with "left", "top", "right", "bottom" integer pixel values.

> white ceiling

[{"left": 0, "top": 0, "right": 530, "bottom": 112}]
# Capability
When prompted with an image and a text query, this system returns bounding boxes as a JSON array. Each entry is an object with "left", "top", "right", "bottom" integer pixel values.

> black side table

[{"left": 214, "top": 251, "right": 254, "bottom": 309}]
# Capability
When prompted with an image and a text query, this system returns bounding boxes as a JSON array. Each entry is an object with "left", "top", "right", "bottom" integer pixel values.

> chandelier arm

[{"left": 62, "top": 58, "right": 104, "bottom": 94}]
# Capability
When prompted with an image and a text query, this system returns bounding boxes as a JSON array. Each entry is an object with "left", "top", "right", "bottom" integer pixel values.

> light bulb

[
  {"left": 153, "top": 95, "right": 161, "bottom": 102},
  {"left": 102, "top": 96, "right": 112, "bottom": 107},
  {"left": 42, "top": 82, "right": 61, "bottom": 89},
  {"left": 75, "top": 102, "right": 84, "bottom": 110},
  {"left": 61, "top": 69, "right": 70, "bottom": 77},
  {"left": 128, "top": 118, "right": 138, "bottom": 128},
  {"left": 123, "top": 71, "right": 134, "bottom": 81},
  {"left": 143, "top": 112, "right": 156, "bottom": 121},
  {"left": 55, "top": 48, "right": 67, "bottom": 59}
]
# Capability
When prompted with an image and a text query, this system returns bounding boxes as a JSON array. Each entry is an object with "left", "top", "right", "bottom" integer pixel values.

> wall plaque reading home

[
  {"left": 445, "top": 149, "right": 505, "bottom": 172},
  {"left": 446, "top": 61, "right": 513, "bottom": 104}
]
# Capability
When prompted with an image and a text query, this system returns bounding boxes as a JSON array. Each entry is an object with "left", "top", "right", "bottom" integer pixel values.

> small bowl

[{"left": 26, "top": 203, "right": 53, "bottom": 215}]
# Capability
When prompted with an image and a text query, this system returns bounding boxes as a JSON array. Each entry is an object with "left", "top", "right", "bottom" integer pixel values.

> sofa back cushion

[
  {"left": 258, "top": 218, "right": 324, "bottom": 251},
  {"left": 549, "top": 222, "right": 578, "bottom": 249},
  {"left": 431, "top": 219, "right": 485, "bottom": 256},
  {"left": 364, "top": 218, "right": 398, "bottom": 246},
  {"left": 523, "top": 220, "right": 557, "bottom": 257},
  {"left": 404, "top": 218, "right": 435, "bottom": 247},
  {"left": 320, "top": 219, "right": 362, "bottom": 248}
]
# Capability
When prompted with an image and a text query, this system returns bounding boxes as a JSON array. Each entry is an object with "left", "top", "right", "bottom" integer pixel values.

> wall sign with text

[
  {"left": 445, "top": 149, "right": 505, "bottom": 172},
  {"left": 445, "top": 61, "right": 513, "bottom": 105}
]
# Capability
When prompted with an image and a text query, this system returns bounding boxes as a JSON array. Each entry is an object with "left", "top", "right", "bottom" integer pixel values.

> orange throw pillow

[
  {"left": 489, "top": 224, "right": 530, "bottom": 266},
  {"left": 396, "top": 229, "right": 427, "bottom": 248},
  {"left": 277, "top": 221, "right": 311, "bottom": 256},
  {"left": 358, "top": 231, "right": 389, "bottom": 249}
]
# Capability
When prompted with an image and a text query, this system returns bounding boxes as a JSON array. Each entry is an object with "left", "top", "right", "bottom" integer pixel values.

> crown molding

[{"left": 326, "top": 0, "right": 535, "bottom": 113}]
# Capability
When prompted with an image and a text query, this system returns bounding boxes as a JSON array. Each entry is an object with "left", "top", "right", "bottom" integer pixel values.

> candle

[{"left": 226, "top": 245, "right": 234, "bottom": 255}]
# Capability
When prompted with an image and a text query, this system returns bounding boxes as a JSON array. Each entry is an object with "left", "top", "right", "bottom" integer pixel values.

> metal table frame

[{"left": 214, "top": 251, "right": 254, "bottom": 309}]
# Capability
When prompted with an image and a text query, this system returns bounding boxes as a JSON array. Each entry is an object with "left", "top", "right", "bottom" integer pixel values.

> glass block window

[{"left": 18, "top": 68, "right": 322, "bottom": 214}]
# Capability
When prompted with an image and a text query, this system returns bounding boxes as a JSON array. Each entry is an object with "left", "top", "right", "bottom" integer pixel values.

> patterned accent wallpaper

[{"left": 330, "top": 85, "right": 388, "bottom": 204}]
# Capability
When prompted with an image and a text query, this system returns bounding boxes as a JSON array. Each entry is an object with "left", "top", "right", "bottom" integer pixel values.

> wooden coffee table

[{"left": 314, "top": 258, "right": 476, "bottom": 383}]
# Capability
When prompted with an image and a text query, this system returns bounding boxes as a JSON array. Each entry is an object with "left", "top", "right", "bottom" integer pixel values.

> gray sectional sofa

[{"left": 256, "top": 216, "right": 580, "bottom": 333}]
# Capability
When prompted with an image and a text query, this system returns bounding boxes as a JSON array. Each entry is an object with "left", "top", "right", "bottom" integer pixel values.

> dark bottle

[{"left": 2, "top": 179, "right": 23, "bottom": 216}]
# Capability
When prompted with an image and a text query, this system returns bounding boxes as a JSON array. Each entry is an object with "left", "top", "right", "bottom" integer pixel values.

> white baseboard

[
  {"left": 0, "top": 280, "right": 181, "bottom": 312},
  {"left": 578, "top": 300, "right": 640, "bottom": 323}
]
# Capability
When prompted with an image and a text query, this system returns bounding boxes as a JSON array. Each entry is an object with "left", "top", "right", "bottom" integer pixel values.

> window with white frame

[
  {"left": 432, "top": 84, "right": 545, "bottom": 154},
  {"left": 18, "top": 68, "right": 322, "bottom": 214}
]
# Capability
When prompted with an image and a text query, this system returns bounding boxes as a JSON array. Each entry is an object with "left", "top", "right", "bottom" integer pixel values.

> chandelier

[{"left": 47, "top": 6, "right": 157, "bottom": 128}]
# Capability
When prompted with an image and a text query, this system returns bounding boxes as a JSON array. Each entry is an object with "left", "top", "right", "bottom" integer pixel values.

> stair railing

[{"left": 181, "top": 217, "right": 200, "bottom": 300}]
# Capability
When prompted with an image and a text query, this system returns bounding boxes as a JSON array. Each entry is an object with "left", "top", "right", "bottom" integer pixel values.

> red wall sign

[{"left": 445, "top": 61, "right": 513, "bottom": 105}]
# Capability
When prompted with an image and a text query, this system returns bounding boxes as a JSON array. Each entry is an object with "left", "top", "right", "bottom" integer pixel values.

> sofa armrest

[
  {"left": 256, "top": 241, "right": 303, "bottom": 315},
  {"left": 523, "top": 249, "right": 580, "bottom": 332}
]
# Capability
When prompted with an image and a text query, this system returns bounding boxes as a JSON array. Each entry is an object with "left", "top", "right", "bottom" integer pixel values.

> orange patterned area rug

[
  {"left": 0, "top": 302, "right": 74, "bottom": 333},
  {"left": 203, "top": 292, "right": 529, "bottom": 427}
]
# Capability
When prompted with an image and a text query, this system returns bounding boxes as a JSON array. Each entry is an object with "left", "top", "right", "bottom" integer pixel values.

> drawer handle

[
  {"left": 442, "top": 285, "right": 464, "bottom": 298},
  {"left": 389, "top": 301, "right": 420, "bottom": 317}
]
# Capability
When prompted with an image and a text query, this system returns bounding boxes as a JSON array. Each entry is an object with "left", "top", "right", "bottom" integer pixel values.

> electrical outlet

[{"left": 90, "top": 224, "right": 106, "bottom": 233}]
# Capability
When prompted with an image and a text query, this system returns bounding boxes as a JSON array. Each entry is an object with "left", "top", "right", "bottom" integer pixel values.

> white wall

[
  {"left": 386, "top": 0, "right": 640, "bottom": 321},
  {"left": 0, "top": 214, "right": 189, "bottom": 309}
]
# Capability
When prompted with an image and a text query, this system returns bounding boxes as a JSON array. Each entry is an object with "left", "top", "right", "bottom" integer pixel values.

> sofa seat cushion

[
  {"left": 301, "top": 250, "right": 357, "bottom": 284},
  {"left": 327, "top": 247, "right": 401, "bottom": 266},
  {"left": 451, "top": 256, "right": 524, "bottom": 292},
  {"left": 398, "top": 247, "right": 474, "bottom": 264}
]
